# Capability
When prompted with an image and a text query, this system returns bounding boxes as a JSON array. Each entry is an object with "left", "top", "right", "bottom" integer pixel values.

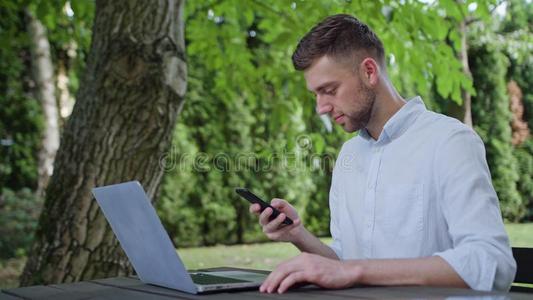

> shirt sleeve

[
  {"left": 432, "top": 127, "right": 517, "bottom": 291},
  {"left": 328, "top": 150, "right": 343, "bottom": 260}
]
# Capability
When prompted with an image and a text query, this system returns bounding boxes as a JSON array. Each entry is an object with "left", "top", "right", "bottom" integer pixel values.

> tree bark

[
  {"left": 57, "top": 48, "right": 75, "bottom": 123},
  {"left": 20, "top": 0, "right": 187, "bottom": 286},
  {"left": 459, "top": 19, "right": 473, "bottom": 127},
  {"left": 26, "top": 10, "right": 60, "bottom": 196}
]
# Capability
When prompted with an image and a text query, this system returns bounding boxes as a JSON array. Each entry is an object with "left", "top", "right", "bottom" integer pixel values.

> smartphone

[{"left": 235, "top": 188, "right": 294, "bottom": 225}]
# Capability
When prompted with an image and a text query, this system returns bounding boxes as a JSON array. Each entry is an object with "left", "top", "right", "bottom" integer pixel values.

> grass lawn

[
  {"left": 180, "top": 240, "right": 303, "bottom": 271},
  {"left": 504, "top": 223, "right": 533, "bottom": 247},
  {"left": 1, "top": 223, "right": 532, "bottom": 289},
  {"left": 179, "top": 223, "right": 533, "bottom": 271}
]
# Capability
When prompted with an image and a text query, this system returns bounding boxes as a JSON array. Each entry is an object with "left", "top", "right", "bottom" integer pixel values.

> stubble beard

[{"left": 343, "top": 85, "right": 376, "bottom": 133}]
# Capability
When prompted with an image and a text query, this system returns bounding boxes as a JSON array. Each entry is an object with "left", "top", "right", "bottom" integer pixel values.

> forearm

[
  {"left": 292, "top": 227, "right": 339, "bottom": 260},
  {"left": 346, "top": 256, "right": 468, "bottom": 288}
]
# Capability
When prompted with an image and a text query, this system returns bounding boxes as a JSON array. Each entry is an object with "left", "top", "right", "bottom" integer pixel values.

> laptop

[{"left": 92, "top": 181, "right": 268, "bottom": 294}]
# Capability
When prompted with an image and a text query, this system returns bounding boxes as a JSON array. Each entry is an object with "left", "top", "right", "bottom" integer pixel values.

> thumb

[
  {"left": 270, "top": 198, "right": 286, "bottom": 209},
  {"left": 292, "top": 218, "right": 301, "bottom": 226}
]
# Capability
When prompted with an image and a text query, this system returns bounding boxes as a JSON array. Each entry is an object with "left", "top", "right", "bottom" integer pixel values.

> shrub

[{"left": 0, "top": 188, "right": 43, "bottom": 259}]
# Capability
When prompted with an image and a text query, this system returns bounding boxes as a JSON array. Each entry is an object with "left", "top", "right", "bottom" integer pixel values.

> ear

[{"left": 359, "top": 57, "right": 380, "bottom": 86}]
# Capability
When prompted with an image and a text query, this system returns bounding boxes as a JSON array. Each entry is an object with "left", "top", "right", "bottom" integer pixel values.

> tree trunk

[
  {"left": 26, "top": 10, "right": 60, "bottom": 196},
  {"left": 57, "top": 48, "right": 75, "bottom": 123},
  {"left": 459, "top": 19, "right": 473, "bottom": 127},
  {"left": 20, "top": 0, "right": 187, "bottom": 286}
]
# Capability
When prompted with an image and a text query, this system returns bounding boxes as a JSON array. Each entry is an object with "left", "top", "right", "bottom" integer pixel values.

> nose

[{"left": 316, "top": 95, "right": 333, "bottom": 115}]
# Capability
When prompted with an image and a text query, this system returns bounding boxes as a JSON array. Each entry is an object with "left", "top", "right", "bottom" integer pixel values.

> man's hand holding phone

[
  {"left": 236, "top": 188, "right": 304, "bottom": 243},
  {"left": 238, "top": 188, "right": 339, "bottom": 264},
  {"left": 251, "top": 198, "right": 303, "bottom": 243}
]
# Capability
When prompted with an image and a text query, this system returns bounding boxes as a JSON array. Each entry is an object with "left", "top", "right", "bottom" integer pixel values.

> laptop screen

[{"left": 92, "top": 181, "right": 197, "bottom": 293}]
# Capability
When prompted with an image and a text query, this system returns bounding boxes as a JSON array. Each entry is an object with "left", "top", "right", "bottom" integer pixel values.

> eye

[{"left": 324, "top": 88, "right": 337, "bottom": 95}]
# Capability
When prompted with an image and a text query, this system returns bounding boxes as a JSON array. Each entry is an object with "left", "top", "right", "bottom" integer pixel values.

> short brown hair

[{"left": 292, "top": 14, "right": 385, "bottom": 71}]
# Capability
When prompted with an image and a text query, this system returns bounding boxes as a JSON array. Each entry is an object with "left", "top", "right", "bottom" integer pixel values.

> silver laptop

[{"left": 92, "top": 181, "right": 268, "bottom": 294}]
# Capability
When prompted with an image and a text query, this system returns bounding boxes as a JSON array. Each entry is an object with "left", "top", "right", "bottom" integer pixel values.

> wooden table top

[{"left": 2, "top": 276, "right": 532, "bottom": 300}]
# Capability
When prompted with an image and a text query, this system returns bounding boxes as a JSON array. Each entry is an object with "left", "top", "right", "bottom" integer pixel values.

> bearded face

[{"left": 304, "top": 55, "right": 376, "bottom": 133}]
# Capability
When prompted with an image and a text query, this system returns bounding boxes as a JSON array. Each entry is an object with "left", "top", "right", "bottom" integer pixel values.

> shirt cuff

[{"left": 434, "top": 247, "right": 497, "bottom": 291}]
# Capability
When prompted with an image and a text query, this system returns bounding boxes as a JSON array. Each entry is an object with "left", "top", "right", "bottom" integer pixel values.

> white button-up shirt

[{"left": 329, "top": 97, "right": 516, "bottom": 291}]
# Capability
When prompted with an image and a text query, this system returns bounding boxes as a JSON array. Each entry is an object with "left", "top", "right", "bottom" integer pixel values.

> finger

[
  {"left": 277, "top": 271, "right": 306, "bottom": 293},
  {"left": 260, "top": 272, "right": 273, "bottom": 292},
  {"left": 265, "top": 227, "right": 288, "bottom": 239},
  {"left": 275, "top": 216, "right": 301, "bottom": 232},
  {"left": 265, "top": 221, "right": 294, "bottom": 239},
  {"left": 260, "top": 262, "right": 287, "bottom": 293},
  {"left": 261, "top": 258, "right": 301, "bottom": 293},
  {"left": 261, "top": 268, "right": 288, "bottom": 293},
  {"left": 266, "top": 217, "right": 302, "bottom": 239},
  {"left": 270, "top": 198, "right": 286, "bottom": 209},
  {"left": 249, "top": 203, "right": 261, "bottom": 214},
  {"left": 292, "top": 218, "right": 301, "bottom": 226},
  {"left": 263, "top": 212, "right": 287, "bottom": 233},
  {"left": 258, "top": 207, "right": 273, "bottom": 226}
]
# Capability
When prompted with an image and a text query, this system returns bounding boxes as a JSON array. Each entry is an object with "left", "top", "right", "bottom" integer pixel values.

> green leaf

[
  {"left": 436, "top": 71, "right": 453, "bottom": 98},
  {"left": 311, "top": 133, "right": 325, "bottom": 155},
  {"left": 71, "top": 0, "right": 90, "bottom": 19},
  {"left": 243, "top": 9, "right": 254, "bottom": 26}
]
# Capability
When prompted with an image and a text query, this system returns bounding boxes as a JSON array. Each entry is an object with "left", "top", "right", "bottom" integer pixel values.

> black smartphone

[{"left": 235, "top": 188, "right": 294, "bottom": 225}]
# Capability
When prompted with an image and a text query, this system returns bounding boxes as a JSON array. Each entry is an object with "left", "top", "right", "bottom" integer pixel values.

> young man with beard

[{"left": 249, "top": 14, "right": 516, "bottom": 293}]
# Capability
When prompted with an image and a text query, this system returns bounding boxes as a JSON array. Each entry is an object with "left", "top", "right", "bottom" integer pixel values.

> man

[{"left": 250, "top": 14, "right": 516, "bottom": 294}]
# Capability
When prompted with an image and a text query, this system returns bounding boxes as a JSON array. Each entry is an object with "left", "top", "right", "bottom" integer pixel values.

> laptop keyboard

[{"left": 190, "top": 273, "right": 249, "bottom": 285}]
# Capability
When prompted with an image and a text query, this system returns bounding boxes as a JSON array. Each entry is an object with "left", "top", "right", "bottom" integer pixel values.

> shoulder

[
  {"left": 416, "top": 110, "right": 482, "bottom": 145},
  {"left": 418, "top": 110, "right": 470, "bottom": 133},
  {"left": 417, "top": 112, "right": 489, "bottom": 177}
]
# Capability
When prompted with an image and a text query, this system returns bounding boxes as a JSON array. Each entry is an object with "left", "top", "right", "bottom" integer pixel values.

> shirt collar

[{"left": 359, "top": 96, "right": 426, "bottom": 142}]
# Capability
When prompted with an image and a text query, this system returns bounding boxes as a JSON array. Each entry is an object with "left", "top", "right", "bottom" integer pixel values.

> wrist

[
  {"left": 290, "top": 225, "right": 308, "bottom": 247},
  {"left": 344, "top": 260, "right": 365, "bottom": 286}
]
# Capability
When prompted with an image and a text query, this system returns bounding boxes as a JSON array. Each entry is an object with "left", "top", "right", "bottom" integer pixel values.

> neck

[{"left": 365, "top": 80, "right": 405, "bottom": 140}]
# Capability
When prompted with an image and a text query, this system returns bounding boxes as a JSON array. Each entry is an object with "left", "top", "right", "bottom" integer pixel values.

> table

[{"left": 2, "top": 271, "right": 532, "bottom": 300}]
